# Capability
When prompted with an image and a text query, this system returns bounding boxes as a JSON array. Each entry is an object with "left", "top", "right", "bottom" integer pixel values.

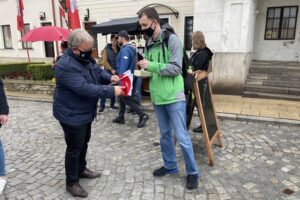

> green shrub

[
  {"left": 0, "top": 62, "right": 44, "bottom": 76},
  {"left": 27, "top": 64, "right": 54, "bottom": 80}
]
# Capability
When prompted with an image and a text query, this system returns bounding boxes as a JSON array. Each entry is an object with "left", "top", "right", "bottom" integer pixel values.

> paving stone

[{"left": 0, "top": 100, "right": 299, "bottom": 200}]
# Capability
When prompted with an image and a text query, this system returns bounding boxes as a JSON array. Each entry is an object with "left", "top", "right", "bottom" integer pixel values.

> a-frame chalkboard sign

[{"left": 186, "top": 70, "right": 223, "bottom": 166}]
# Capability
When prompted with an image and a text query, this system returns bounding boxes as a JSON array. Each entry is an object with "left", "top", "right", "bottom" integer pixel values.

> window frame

[
  {"left": 2, "top": 25, "right": 13, "bottom": 49},
  {"left": 21, "top": 23, "right": 33, "bottom": 49},
  {"left": 264, "top": 6, "right": 298, "bottom": 40},
  {"left": 184, "top": 16, "right": 194, "bottom": 51}
]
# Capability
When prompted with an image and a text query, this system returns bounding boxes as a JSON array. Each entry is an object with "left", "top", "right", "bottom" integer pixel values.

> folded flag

[{"left": 119, "top": 70, "right": 133, "bottom": 96}]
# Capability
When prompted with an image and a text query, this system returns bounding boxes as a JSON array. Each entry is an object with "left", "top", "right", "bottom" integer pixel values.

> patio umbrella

[
  {"left": 92, "top": 17, "right": 141, "bottom": 35},
  {"left": 21, "top": 26, "right": 70, "bottom": 42},
  {"left": 20, "top": 26, "right": 70, "bottom": 63}
]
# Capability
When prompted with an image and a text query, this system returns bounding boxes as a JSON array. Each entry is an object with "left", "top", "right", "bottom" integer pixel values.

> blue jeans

[
  {"left": 0, "top": 140, "right": 5, "bottom": 176},
  {"left": 154, "top": 101, "right": 198, "bottom": 175},
  {"left": 100, "top": 96, "right": 116, "bottom": 109},
  {"left": 133, "top": 76, "right": 142, "bottom": 105}
]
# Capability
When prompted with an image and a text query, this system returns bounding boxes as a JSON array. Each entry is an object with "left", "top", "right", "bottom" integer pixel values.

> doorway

[{"left": 41, "top": 22, "right": 55, "bottom": 58}]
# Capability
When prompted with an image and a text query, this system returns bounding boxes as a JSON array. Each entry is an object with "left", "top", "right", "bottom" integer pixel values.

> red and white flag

[
  {"left": 66, "top": 0, "right": 81, "bottom": 30},
  {"left": 119, "top": 70, "right": 133, "bottom": 96},
  {"left": 16, "top": 0, "right": 24, "bottom": 31}
]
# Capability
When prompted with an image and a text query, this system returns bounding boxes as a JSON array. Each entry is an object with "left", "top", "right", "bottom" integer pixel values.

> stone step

[
  {"left": 251, "top": 61, "right": 300, "bottom": 67},
  {"left": 244, "top": 85, "right": 300, "bottom": 96},
  {"left": 243, "top": 91, "right": 300, "bottom": 101},
  {"left": 249, "top": 67, "right": 300, "bottom": 75},
  {"left": 247, "top": 73, "right": 300, "bottom": 81},
  {"left": 246, "top": 79, "right": 300, "bottom": 88}
]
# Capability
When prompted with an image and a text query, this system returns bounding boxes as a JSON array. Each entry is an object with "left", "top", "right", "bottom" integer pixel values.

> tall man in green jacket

[{"left": 138, "top": 7, "right": 199, "bottom": 189}]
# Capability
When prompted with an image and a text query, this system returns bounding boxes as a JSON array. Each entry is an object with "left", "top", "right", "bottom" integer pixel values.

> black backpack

[
  {"left": 160, "top": 24, "right": 192, "bottom": 94},
  {"left": 145, "top": 23, "right": 193, "bottom": 94}
]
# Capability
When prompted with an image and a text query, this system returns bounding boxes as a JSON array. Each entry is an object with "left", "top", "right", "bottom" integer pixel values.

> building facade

[
  {"left": 0, "top": 0, "right": 65, "bottom": 63},
  {"left": 0, "top": 0, "right": 299, "bottom": 94},
  {"left": 194, "top": 0, "right": 299, "bottom": 94}
]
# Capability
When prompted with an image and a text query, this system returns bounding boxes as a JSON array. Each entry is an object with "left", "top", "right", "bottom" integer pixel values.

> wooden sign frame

[{"left": 187, "top": 70, "right": 223, "bottom": 166}]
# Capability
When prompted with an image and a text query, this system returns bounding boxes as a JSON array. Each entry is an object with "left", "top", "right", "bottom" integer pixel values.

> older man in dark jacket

[{"left": 53, "top": 29, "right": 123, "bottom": 198}]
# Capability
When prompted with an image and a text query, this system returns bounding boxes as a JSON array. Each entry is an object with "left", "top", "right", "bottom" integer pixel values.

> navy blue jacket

[
  {"left": 53, "top": 48, "right": 114, "bottom": 125},
  {"left": 0, "top": 79, "right": 9, "bottom": 115},
  {"left": 116, "top": 44, "right": 136, "bottom": 75}
]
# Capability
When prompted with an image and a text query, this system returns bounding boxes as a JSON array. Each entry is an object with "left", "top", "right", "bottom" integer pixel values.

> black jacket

[
  {"left": 191, "top": 47, "right": 213, "bottom": 71},
  {"left": 0, "top": 79, "right": 9, "bottom": 115}
]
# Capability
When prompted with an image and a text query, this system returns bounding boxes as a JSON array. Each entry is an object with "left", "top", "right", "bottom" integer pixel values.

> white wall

[
  {"left": 222, "top": 0, "right": 257, "bottom": 53},
  {"left": 253, "top": 0, "right": 300, "bottom": 62},
  {"left": 194, "top": 0, "right": 256, "bottom": 53},
  {"left": 194, "top": 0, "right": 257, "bottom": 94},
  {"left": 0, "top": 0, "right": 63, "bottom": 59},
  {"left": 194, "top": 0, "right": 224, "bottom": 52},
  {"left": 77, "top": 0, "right": 194, "bottom": 56}
]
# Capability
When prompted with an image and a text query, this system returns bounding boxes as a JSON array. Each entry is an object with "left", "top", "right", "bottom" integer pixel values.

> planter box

[{"left": 3, "top": 79, "right": 55, "bottom": 95}]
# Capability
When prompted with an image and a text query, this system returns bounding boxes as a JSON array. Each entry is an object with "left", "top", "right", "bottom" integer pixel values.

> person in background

[
  {"left": 53, "top": 29, "right": 124, "bottom": 198},
  {"left": 128, "top": 41, "right": 143, "bottom": 114},
  {"left": 113, "top": 30, "right": 149, "bottom": 128},
  {"left": 56, "top": 41, "right": 68, "bottom": 62},
  {"left": 0, "top": 78, "right": 9, "bottom": 195},
  {"left": 190, "top": 31, "right": 213, "bottom": 133},
  {"left": 99, "top": 34, "right": 120, "bottom": 114},
  {"left": 138, "top": 7, "right": 199, "bottom": 189}
]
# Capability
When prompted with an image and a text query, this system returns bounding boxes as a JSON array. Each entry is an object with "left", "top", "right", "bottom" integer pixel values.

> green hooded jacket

[{"left": 145, "top": 30, "right": 185, "bottom": 105}]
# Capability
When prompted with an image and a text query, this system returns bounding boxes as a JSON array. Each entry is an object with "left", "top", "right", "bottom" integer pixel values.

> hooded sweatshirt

[{"left": 190, "top": 47, "right": 213, "bottom": 71}]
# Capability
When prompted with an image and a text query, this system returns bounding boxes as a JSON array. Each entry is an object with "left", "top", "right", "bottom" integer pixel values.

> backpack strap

[{"left": 161, "top": 31, "right": 171, "bottom": 63}]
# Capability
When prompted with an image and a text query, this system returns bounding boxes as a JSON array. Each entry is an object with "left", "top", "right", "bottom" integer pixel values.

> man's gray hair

[{"left": 68, "top": 29, "right": 94, "bottom": 48}]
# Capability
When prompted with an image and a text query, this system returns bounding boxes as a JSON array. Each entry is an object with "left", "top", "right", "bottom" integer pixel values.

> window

[
  {"left": 184, "top": 16, "right": 193, "bottom": 50},
  {"left": 265, "top": 6, "right": 298, "bottom": 40},
  {"left": 22, "top": 23, "right": 33, "bottom": 49},
  {"left": 2, "top": 25, "right": 13, "bottom": 49},
  {"left": 160, "top": 18, "right": 169, "bottom": 25}
]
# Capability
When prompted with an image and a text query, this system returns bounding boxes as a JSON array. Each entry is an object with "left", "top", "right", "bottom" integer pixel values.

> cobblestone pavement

[{"left": 0, "top": 99, "right": 300, "bottom": 200}]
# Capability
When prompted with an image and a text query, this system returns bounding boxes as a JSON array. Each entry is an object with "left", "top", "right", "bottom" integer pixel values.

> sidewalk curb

[
  {"left": 8, "top": 95, "right": 300, "bottom": 125},
  {"left": 8, "top": 95, "right": 53, "bottom": 103},
  {"left": 217, "top": 113, "right": 300, "bottom": 125}
]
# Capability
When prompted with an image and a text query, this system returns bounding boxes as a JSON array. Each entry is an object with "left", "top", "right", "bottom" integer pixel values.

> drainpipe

[{"left": 51, "top": 0, "right": 59, "bottom": 58}]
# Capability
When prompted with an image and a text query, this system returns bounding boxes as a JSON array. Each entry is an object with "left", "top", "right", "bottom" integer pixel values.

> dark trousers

[
  {"left": 100, "top": 96, "right": 116, "bottom": 109},
  {"left": 60, "top": 122, "right": 91, "bottom": 186},
  {"left": 118, "top": 96, "right": 146, "bottom": 118}
]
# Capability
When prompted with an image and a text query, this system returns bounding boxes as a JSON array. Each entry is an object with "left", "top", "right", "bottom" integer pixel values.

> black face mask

[
  {"left": 144, "top": 22, "right": 156, "bottom": 38},
  {"left": 78, "top": 49, "right": 93, "bottom": 60}
]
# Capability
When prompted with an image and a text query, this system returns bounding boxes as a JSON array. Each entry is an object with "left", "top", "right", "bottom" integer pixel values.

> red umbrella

[{"left": 21, "top": 26, "right": 70, "bottom": 42}]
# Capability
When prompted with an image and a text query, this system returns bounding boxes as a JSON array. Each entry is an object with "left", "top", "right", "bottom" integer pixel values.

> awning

[{"left": 92, "top": 17, "right": 141, "bottom": 35}]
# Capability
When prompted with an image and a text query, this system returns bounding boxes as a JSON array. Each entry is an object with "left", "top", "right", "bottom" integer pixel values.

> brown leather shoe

[
  {"left": 66, "top": 183, "right": 88, "bottom": 198},
  {"left": 80, "top": 168, "right": 101, "bottom": 179}
]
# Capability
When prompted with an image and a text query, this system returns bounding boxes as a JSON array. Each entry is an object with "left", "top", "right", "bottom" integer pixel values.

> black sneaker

[
  {"left": 153, "top": 167, "right": 178, "bottom": 177},
  {"left": 98, "top": 107, "right": 105, "bottom": 114},
  {"left": 127, "top": 109, "right": 133, "bottom": 113},
  {"left": 186, "top": 174, "right": 199, "bottom": 189},
  {"left": 110, "top": 106, "right": 119, "bottom": 110},
  {"left": 137, "top": 114, "right": 149, "bottom": 128},
  {"left": 113, "top": 116, "right": 125, "bottom": 124},
  {"left": 193, "top": 126, "right": 202, "bottom": 133}
]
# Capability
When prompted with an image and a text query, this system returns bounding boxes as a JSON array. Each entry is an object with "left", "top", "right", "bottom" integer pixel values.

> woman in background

[{"left": 191, "top": 31, "right": 213, "bottom": 133}]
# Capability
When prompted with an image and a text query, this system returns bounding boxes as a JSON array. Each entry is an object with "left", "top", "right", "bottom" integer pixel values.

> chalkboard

[
  {"left": 186, "top": 71, "right": 222, "bottom": 166},
  {"left": 198, "top": 77, "right": 218, "bottom": 140}
]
